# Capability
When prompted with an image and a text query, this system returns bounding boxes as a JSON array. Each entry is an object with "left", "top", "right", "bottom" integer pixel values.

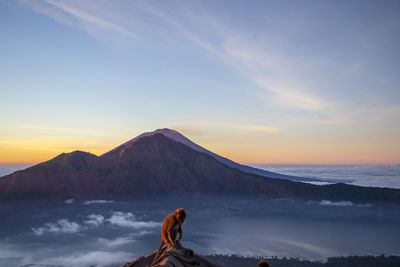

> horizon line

[{"left": 0, "top": 160, "right": 398, "bottom": 167}]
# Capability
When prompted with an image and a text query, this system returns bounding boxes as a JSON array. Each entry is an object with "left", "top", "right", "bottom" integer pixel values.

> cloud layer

[
  {"left": 318, "top": 200, "right": 371, "bottom": 208},
  {"left": 84, "top": 214, "right": 105, "bottom": 227},
  {"left": 106, "top": 212, "right": 160, "bottom": 229},
  {"left": 32, "top": 211, "right": 160, "bottom": 236},
  {"left": 32, "top": 219, "right": 81, "bottom": 235},
  {"left": 83, "top": 200, "right": 115, "bottom": 205},
  {"left": 319, "top": 200, "right": 354, "bottom": 207},
  {"left": 41, "top": 250, "right": 134, "bottom": 267}
]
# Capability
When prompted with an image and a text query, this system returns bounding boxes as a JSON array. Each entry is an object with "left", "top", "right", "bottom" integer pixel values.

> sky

[{"left": 0, "top": 0, "right": 399, "bottom": 165}]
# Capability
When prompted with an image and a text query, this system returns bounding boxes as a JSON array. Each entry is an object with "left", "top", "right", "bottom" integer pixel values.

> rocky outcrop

[{"left": 124, "top": 244, "right": 220, "bottom": 267}]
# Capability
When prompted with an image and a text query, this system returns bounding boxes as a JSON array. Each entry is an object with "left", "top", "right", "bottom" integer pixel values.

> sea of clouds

[
  {"left": 42, "top": 251, "right": 134, "bottom": 267},
  {"left": 1, "top": 196, "right": 399, "bottom": 266},
  {"left": 9, "top": 208, "right": 163, "bottom": 267},
  {"left": 255, "top": 164, "right": 400, "bottom": 188},
  {"left": 317, "top": 200, "right": 371, "bottom": 208},
  {"left": 32, "top": 211, "right": 161, "bottom": 236},
  {"left": 2, "top": 164, "right": 399, "bottom": 188}
]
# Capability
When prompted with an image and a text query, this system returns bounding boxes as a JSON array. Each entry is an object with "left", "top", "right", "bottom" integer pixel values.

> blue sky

[{"left": 0, "top": 0, "right": 399, "bottom": 164}]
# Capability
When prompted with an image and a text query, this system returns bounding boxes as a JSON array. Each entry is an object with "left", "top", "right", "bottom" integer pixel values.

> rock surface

[{"left": 124, "top": 245, "right": 221, "bottom": 267}]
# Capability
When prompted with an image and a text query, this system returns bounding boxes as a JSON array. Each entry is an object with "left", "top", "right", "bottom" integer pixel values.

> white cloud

[
  {"left": 32, "top": 212, "right": 160, "bottom": 236},
  {"left": 305, "top": 181, "right": 332, "bottom": 186},
  {"left": 32, "top": 219, "right": 81, "bottom": 235},
  {"left": 17, "top": 0, "right": 136, "bottom": 42},
  {"left": 98, "top": 235, "right": 135, "bottom": 248},
  {"left": 319, "top": 200, "right": 354, "bottom": 207},
  {"left": 141, "top": 5, "right": 330, "bottom": 112},
  {"left": 83, "top": 200, "right": 115, "bottom": 205},
  {"left": 106, "top": 211, "right": 161, "bottom": 229},
  {"left": 271, "top": 86, "right": 327, "bottom": 111},
  {"left": 41, "top": 251, "right": 134, "bottom": 267},
  {"left": 318, "top": 200, "right": 372, "bottom": 208},
  {"left": 98, "top": 230, "right": 152, "bottom": 247},
  {"left": 46, "top": 0, "right": 135, "bottom": 38},
  {"left": 64, "top": 198, "right": 75, "bottom": 204},
  {"left": 271, "top": 237, "right": 342, "bottom": 259},
  {"left": 18, "top": 0, "right": 328, "bottom": 112},
  {"left": 84, "top": 214, "right": 105, "bottom": 227},
  {"left": 222, "top": 38, "right": 329, "bottom": 111},
  {"left": 174, "top": 121, "right": 281, "bottom": 137}
]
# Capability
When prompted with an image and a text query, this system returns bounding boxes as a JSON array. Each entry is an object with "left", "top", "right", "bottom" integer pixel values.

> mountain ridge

[
  {"left": 102, "top": 128, "right": 317, "bottom": 182},
  {"left": 1, "top": 130, "right": 400, "bottom": 203}
]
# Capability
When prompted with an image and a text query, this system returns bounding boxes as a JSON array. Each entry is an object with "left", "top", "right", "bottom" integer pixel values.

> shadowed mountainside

[
  {"left": 1, "top": 132, "right": 400, "bottom": 202},
  {"left": 102, "top": 128, "right": 317, "bottom": 182}
]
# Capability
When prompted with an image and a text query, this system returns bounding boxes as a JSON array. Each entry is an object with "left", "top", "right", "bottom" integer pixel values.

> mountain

[
  {"left": 0, "top": 151, "right": 99, "bottom": 200},
  {"left": 0, "top": 129, "right": 400, "bottom": 202},
  {"left": 104, "top": 128, "right": 316, "bottom": 182}
]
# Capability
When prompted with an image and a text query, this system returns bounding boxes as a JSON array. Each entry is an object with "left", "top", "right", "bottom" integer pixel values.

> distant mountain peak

[
  {"left": 119, "top": 128, "right": 209, "bottom": 153},
  {"left": 102, "top": 128, "right": 190, "bottom": 156},
  {"left": 1, "top": 128, "right": 400, "bottom": 203},
  {"left": 54, "top": 150, "right": 97, "bottom": 160},
  {"left": 49, "top": 151, "right": 98, "bottom": 169},
  {"left": 101, "top": 128, "right": 316, "bottom": 182},
  {"left": 122, "top": 128, "right": 184, "bottom": 146}
]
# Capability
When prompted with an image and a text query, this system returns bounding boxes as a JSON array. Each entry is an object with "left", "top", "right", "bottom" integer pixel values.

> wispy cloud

[
  {"left": 222, "top": 38, "right": 329, "bottom": 111},
  {"left": 64, "top": 198, "right": 75, "bottom": 204},
  {"left": 219, "top": 123, "right": 281, "bottom": 133},
  {"left": 271, "top": 237, "right": 342, "bottom": 259},
  {"left": 84, "top": 214, "right": 105, "bottom": 227},
  {"left": 138, "top": 3, "right": 223, "bottom": 58},
  {"left": 97, "top": 231, "right": 150, "bottom": 248},
  {"left": 46, "top": 0, "right": 135, "bottom": 38},
  {"left": 41, "top": 251, "right": 133, "bottom": 267},
  {"left": 32, "top": 212, "right": 160, "bottom": 235},
  {"left": 319, "top": 200, "right": 354, "bottom": 207},
  {"left": 32, "top": 219, "right": 81, "bottom": 235},
  {"left": 83, "top": 200, "right": 115, "bottom": 205},
  {"left": 139, "top": 4, "right": 329, "bottom": 111},
  {"left": 17, "top": 0, "right": 136, "bottom": 43},
  {"left": 175, "top": 122, "right": 281, "bottom": 136},
  {"left": 97, "top": 235, "right": 136, "bottom": 248},
  {"left": 106, "top": 211, "right": 161, "bottom": 229},
  {"left": 319, "top": 200, "right": 371, "bottom": 208},
  {"left": 17, "top": 0, "right": 327, "bottom": 112}
]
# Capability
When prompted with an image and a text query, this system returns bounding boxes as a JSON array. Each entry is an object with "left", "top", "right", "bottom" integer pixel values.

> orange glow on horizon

[
  {"left": 0, "top": 143, "right": 398, "bottom": 166},
  {"left": 0, "top": 129, "right": 398, "bottom": 166}
]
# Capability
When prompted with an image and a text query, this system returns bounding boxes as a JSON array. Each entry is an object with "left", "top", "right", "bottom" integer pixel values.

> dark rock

[{"left": 124, "top": 245, "right": 221, "bottom": 267}]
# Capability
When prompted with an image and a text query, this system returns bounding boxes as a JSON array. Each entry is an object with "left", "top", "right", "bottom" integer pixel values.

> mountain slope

[
  {"left": 0, "top": 151, "right": 99, "bottom": 199},
  {"left": 103, "top": 128, "right": 317, "bottom": 182},
  {"left": 1, "top": 133, "right": 400, "bottom": 203}
]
